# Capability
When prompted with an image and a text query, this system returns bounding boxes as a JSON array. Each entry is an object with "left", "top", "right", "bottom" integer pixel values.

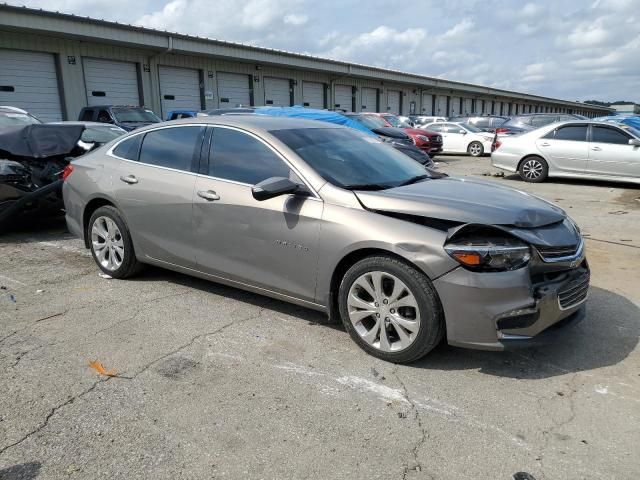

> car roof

[
  {"left": 49, "top": 121, "right": 125, "bottom": 127},
  {"left": 0, "top": 105, "right": 30, "bottom": 114}
]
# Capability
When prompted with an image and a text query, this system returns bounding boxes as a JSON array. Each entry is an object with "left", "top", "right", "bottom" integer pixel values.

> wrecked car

[
  {"left": 63, "top": 117, "right": 588, "bottom": 363},
  {"left": 0, "top": 123, "right": 99, "bottom": 230}
]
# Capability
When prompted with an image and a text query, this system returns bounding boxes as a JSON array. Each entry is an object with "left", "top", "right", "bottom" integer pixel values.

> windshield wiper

[
  {"left": 341, "top": 183, "right": 392, "bottom": 191},
  {"left": 397, "top": 174, "right": 430, "bottom": 187}
]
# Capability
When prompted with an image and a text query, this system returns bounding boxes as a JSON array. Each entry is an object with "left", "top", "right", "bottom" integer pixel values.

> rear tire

[
  {"left": 519, "top": 156, "right": 548, "bottom": 183},
  {"left": 338, "top": 255, "right": 445, "bottom": 363},
  {"left": 88, "top": 206, "right": 141, "bottom": 279},
  {"left": 467, "top": 141, "right": 484, "bottom": 157}
]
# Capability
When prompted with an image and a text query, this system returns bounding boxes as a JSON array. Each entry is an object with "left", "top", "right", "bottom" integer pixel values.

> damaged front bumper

[
  {"left": 433, "top": 256, "right": 590, "bottom": 351},
  {"left": 0, "top": 179, "right": 64, "bottom": 229}
]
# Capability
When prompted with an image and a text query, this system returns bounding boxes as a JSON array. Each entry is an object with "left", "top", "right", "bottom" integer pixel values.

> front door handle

[
  {"left": 197, "top": 190, "right": 220, "bottom": 201},
  {"left": 120, "top": 175, "right": 138, "bottom": 184},
  {"left": 591, "top": 146, "right": 602, "bottom": 151},
  {"left": 540, "top": 142, "right": 550, "bottom": 147}
]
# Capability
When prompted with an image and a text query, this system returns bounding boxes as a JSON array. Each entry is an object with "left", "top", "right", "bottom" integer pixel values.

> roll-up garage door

[
  {"left": 334, "top": 85, "right": 353, "bottom": 112},
  {"left": 158, "top": 66, "right": 201, "bottom": 117},
  {"left": 83, "top": 58, "right": 140, "bottom": 107},
  {"left": 217, "top": 72, "right": 252, "bottom": 107},
  {"left": 449, "top": 97, "right": 461, "bottom": 116},
  {"left": 263, "top": 77, "right": 291, "bottom": 107},
  {"left": 0, "top": 49, "right": 63, "bottom": 122},
  {"left": 421, "top": 93, "right": 433, "bottom": 115},
  {"left": 361, "top": 88, "right": 378, "bottom": 112},
  {"left": 463, "top": 98, "right": 473, "bottom": 115},
  {"left": 303, "top": 81, "right": 324, "bottom": 108},
  {"left": 387, "top": 90, "right": 401, "bottom": 114},
  {"left": 435, "top": 96, "right": 448, "bottom": 116}
]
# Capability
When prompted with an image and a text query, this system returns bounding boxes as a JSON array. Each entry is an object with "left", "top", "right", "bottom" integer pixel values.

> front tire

[
  {"left": 467, "top": 141, "right": 484, "bottom": 157},
  {"left": 338, "top": 255, "right": 445, "bottom": 363},
  {"left": 519, "top": 156, "right": 548, "bottom": 182},
  {"left": 88, "top": 206, "right": 140, "bottom": 279}
]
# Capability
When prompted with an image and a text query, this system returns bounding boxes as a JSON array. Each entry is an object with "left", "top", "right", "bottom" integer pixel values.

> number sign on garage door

[
  {"left": 217, "top": 72, "right": 252, "bottom": 107},
  {"left": 158, "top": 66, "right": 202, "bottom": 117},
  {"left": 264, "top": 77, "right": 291, "bottom": 106},
  {"left": 387, "top": 90, "right": 401, "bottom": 114},
  {"left": 334, "top": 85, "right": 353, "bottom": 112},
  {"left": 83, "top": 58, "right": 140, "bottom": 107},
  {"left": 302, "top": 81, "right": 324, "bottom": 108},
  {"left": 361, "top": 88, "right": 378, "bottom": 112},
  {"left": 0, "top": 49, "right": 63, "bottom": 121}
]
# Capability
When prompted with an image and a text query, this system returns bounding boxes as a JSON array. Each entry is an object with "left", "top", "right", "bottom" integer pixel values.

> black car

[
  {"left": 496, "top": 113, "right": 588, "bottom": 135},
  {"left": 448, "top": 115, "right": 508, "bottom": 133},
  {"left": 78, "top": 105, "right": 162, "bottom": 131}
]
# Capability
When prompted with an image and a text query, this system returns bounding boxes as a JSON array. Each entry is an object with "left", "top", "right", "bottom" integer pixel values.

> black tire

[
  {"left": 518, "top": 156, "right": 549, "bottom": 183},
  {"left": 467, "top": 141, "right": 484, "bottom": 157},
  {"left": 87, "top": 205, "right": 141, "bottom": 279},
  {"left": 338, "top": 255, "right": 445, "bottom": 363}
]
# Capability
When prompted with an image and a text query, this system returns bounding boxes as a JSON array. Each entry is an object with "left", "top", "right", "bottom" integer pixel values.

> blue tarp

[
  {"left": 591, "top": 114, "right": 640, "bottom": 130},
  {"left": 253, "top": 106, "right": 376, "bottom": 136}
]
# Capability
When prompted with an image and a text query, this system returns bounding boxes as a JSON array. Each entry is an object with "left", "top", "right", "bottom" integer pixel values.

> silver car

[
  {"left": 63, "top": 116, "right": 589, "bottom": 362},
  {"left": 492, "top": 121, "right": 640, "bottom": 184}
]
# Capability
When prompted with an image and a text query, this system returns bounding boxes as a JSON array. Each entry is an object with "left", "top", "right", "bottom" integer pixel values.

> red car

[{"left": 362, "top": 113, "right": 443, "bottom": 155}]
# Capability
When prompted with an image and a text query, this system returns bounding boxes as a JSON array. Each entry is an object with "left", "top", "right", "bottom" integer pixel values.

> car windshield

[
  {"left": 112, "top": 108, "right": 161, "bottom": 123},
  {"left": 80, "top": 125, "right": 127, "bottom": 143},
  {"left": 270, "top": 127, "right": 433, "bottom": 190},
  {"left": 384, "top": 115, "right": 412, "bottom": 128},
  {"left": 0, "top": 112, "right": 42, "bottom": 126},
  {"left": 350, "top": 115, "right": 388, "bottom": 129},
  {"left": 460, "top": 123, "right": 483, "bottom": 133}
]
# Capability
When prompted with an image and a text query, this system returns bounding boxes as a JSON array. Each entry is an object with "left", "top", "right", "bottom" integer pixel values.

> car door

[
  {"left": 192, "top": 126, "right": 323, "bottom": 303},
  {"left": 535, "top": 124, "right": 589, "bottom": 172},
  {"left": 587, "top": 125, "right": 640, "bottom": 178},
  {"left": 111, "top": 125, "right": 205, "bottom": 268},
  {"left": 440, "top": 123, "right": 467, "bottom": 152}
]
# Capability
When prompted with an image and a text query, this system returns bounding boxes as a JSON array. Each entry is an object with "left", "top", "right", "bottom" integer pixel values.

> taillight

[
  {"left": 491, "top": 140, "right": 502, "bottom": 152},
  {"left": 495, "top": 127, "right": 508, "bottom": 134},
  {"left": 63, "top": 164, "right": 74, "bottom": 181}
]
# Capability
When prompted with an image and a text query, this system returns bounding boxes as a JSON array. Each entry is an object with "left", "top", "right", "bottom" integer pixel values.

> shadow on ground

[{"left": 0, "top": 462, "right": 41, "bottom": 480}]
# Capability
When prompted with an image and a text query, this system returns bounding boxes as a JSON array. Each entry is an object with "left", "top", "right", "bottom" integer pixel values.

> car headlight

[
  {"left": 444, "top": 235, "right": 531, "bottom": 271},
  {"left": 416, "top": 135, "right": 429, "bottom": 142}
]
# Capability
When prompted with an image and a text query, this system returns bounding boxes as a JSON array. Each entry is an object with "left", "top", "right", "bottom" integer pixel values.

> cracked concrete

[{"left": 0, "top": 155, "right": 639, "bottom": 479}]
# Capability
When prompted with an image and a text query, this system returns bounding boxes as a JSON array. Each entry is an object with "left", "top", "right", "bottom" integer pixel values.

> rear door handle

[
  {"left": 591, "top": 146, "right": 602, "bottom": 151},
  {"left": 197, "top": 190, "right": 220, "bottom": 201},
  {"left": 540, "top": 142, "right": 550, "bottom": 147},
  {"left": 120, "top": 175, "right": 138, "bottom": 184}
]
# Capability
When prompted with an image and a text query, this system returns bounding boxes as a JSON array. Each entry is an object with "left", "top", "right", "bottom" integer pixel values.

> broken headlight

[{"left": 444, "top": 235, "right": 531, "bottom": 272}]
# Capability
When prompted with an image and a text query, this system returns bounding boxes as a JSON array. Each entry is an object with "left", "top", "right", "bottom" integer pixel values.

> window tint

[
  {"left": 426, "top": 124, "right": 443, "bottom": 132},
  {"left": 210, "top": 128, "right": 291, "bottom": 185},
  {"left": 592, "top": 126, "right": 631, "bottom": 145},
  {"left": 531, "top": 115, "right": 555, "bottom": 127},
  {"left": 80, "top": 109, "right": 94, "bottom": 121},
  {"left": 112, "top": 134, "right": 143, "bottom": 161},
  {"left": 139, "top": 126, "right": 203, "bottom": 171},
  {"left": 473, "top": 118, "right": 491, "bottom": 128},
  {"left": 546, "top": 125, "right": 587, "bottom": 141},
  {"left": 97, "top": 110, "right": 112, "bottom": 123}
]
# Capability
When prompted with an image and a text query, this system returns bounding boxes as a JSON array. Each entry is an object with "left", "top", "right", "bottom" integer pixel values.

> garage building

[{"left": 0, "top": 5, "right": 612, "bottom": 121}]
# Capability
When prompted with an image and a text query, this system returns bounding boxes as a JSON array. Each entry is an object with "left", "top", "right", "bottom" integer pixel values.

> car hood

[
  {"left": 371, "top": 127, "right": 410, "bottom": 139},
  {"left": 354, "top": 176, "right": 566, "bottom": 228},
  {"left": 402, "top": 127, "right": 438, "bottom": 138}
]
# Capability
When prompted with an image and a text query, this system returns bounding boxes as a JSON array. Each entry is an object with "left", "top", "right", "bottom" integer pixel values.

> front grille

[
  {"left": 536, "top": 244, "right": 578, "bottom": 261},
  {"left": 558, "top": 271, "right": 590, "bottom": 309}
]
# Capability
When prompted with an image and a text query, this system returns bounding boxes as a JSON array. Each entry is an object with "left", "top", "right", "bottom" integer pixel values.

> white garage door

[
  {"left": 361, "top": 88, "right": 377, "bottom": 112},
  {"left": 303, "top": 81, "right": 324, "bottom": 109},
  {"left": 334, "top": 84, "right": 353, "bottom": 112},
  {"left": 483, "top": 100, "right": 491, "bottom": 114},
  {"left": 421, "top": 93, "right": 433, "bottom": 115},
  {"left": 463, "top": 98, "right": 473, "bottom": 115},
  {"left": 450, "top": 97, "right": 461, "bottom": 116},
  {"left": 387, "top": 90, "right": 401, "bottom": 114},
  {"left": 217, "top": 72, "right": 252, "bottom": 107},
  {"left": 158, "top": 66, "right": 201, "bottom": 117},
  {"left": 83, "top": 58, "right": 139, "bottom": 107},
  {"left": 263, "top": 77, "right": 291, "bottom": 107},
  {"left": 435, "top": 96, "right": 448, "bottom": 116},
  {"left": 0, "top": 49, "right": 63, "bottom": 122}
]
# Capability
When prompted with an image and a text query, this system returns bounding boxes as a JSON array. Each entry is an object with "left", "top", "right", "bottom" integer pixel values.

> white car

[
  {"left": 422, "top": 122, "right": 494, "bottom": 156},
  {"left": 491, "top": 121, "right": 640, "bottom": 184}
]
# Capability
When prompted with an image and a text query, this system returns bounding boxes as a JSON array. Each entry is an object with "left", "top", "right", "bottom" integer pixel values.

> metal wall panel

[
  {"left": 83, "top": 58, "right": 139, "bottom": 106},
  {"left": 0, "top": 49, "right": 62, "bottom": 121}
]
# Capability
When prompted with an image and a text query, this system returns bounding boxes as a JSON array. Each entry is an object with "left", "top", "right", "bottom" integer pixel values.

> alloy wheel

[
  {"left": 347, "top": 271, "right": 421, "bottom": 352},
  {"left": 91, "top": 216, "right": 125, "bottom": 271},
  {"left": 522, "top": 159, "right": 544, "bottom": 179},
  {"left": 469, "top": 142, "right": 483, "bottom": 156}
]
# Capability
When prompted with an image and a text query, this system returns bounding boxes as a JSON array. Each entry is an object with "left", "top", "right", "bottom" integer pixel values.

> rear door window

[
  {"left": 139, "top": 126, "right": 204, "bottom": 171},
  {"left": 545, "top": 125, "right": 588, "bottom": 141},
  {"left": 592, "top": 126, "right": 632, "bottom": 145}
]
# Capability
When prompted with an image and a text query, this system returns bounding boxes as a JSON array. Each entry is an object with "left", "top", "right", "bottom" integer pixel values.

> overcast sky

[{"left": 9, "top": 0, "right": 639, "bottom": 102}]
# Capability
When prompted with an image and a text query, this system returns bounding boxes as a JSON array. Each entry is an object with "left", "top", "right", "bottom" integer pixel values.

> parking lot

[{"left": 1, "top": 155, "right": 638, "bottom": 480}]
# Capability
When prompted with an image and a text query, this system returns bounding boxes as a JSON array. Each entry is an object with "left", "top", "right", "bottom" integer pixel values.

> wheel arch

[{"left": 82, "top": 197, "right": 117, "bottom": 248}]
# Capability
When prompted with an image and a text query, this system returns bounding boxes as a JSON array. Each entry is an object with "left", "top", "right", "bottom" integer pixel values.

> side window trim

[{"left": 204, "top": 124, "right": 319, "bottom": 199}]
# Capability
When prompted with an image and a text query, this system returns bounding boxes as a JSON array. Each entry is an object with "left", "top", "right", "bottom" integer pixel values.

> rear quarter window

[{"left": 112, "top": 134, "right": 143, "bottom": 161}]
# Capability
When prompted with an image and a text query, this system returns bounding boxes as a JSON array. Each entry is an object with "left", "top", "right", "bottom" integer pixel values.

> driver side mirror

[
  {"left": 252, "top": 176, "right": 300, "bottom": 201},
  {"left": 459, "top": 129, "right": 467, "bottom": 134},
  {"left": 629, "top": 138, "right": 640, "bottom": 147}
]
